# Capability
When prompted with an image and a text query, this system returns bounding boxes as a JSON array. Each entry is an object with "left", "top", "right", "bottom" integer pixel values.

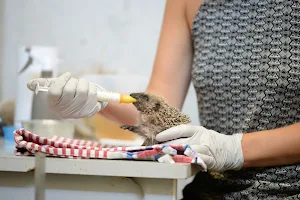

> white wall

[
  {"left": 0, "top": 0, "right": 200, "bottom": 125},
  {"left": 1, "top": 0, "right": 166, "bottom": 98},
  {"left": 0, "top": 0, "right": 4, "bottom": 100}
]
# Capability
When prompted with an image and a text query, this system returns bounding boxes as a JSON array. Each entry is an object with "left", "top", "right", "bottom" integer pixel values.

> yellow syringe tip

[{"left": 120, "top": 94, "right": 137, "bottom": 103}]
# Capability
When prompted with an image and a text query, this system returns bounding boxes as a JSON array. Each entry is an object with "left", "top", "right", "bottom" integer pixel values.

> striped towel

[{"left": 14, "top": 128, "right": 207, "bottom": 171}]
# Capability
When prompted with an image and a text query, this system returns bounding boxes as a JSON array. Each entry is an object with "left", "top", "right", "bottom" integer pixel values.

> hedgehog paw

[
  {"left": 120, "top": 125, "right": 130, "bottom": 130},
  {"left": 120, "top": 125, "right": 138, "bottom": 132}
]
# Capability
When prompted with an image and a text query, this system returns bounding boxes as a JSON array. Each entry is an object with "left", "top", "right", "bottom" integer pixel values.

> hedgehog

[{"left": 120, "top": 92, "right": 191, "bottom": 146}]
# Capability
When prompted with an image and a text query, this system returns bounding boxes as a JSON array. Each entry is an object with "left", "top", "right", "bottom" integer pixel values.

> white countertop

[{"left": 0, "top": 138, "right": 199, "bottom": 179}]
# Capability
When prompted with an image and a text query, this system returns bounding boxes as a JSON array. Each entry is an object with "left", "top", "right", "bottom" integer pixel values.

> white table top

[{"left": 0, "top": 138, "right": 199, "bottom": 179}]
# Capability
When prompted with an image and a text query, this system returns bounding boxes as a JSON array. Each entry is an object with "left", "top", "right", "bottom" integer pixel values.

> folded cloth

[{"left": 14, "top": 128, "right": 207, "bottom": 170}]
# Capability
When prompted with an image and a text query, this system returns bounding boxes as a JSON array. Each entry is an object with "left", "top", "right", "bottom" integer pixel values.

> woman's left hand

[{"left": 156, "top": 124, "right": 244, "bottom": 172}]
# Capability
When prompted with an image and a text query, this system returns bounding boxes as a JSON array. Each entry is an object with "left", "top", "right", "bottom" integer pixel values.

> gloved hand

[
  {"left": 156, "top": 124, "right": 244, "bottom": 172},
  {"left": 27, "top": 72, "right": 108, "bottom": 119}
]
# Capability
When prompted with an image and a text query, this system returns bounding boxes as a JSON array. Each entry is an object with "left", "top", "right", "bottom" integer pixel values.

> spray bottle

[
  {"left": 31, "top": 55, "right": 60, "bottom": 120},
  {"left": 14, "top": 46, "right": 60, "bottom": 127}
]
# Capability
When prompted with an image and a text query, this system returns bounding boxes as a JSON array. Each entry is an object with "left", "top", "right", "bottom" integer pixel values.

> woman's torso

[{"left": 184, "top": 0, "right": 300, "bottom": 199}]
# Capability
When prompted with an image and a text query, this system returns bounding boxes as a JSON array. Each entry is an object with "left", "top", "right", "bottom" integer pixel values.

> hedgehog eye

[
  {"left": 153, "top": 102, "right": 160, "bottom": 111},
  {"left": 143, "top": 94, "right": 149, "bottom": 101}
]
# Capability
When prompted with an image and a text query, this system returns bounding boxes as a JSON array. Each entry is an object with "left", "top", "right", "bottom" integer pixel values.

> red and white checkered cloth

[{"left": 13, "top": 128, "right": 207, "bottom": 170}]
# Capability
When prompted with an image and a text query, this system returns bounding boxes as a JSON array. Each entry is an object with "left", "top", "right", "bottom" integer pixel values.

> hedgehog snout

[
  {"left": 129, "top": 93, "right": 139, "bottom": 99},
  {"left": 130, "top": 93, "right": 149, "bottom": 101}
]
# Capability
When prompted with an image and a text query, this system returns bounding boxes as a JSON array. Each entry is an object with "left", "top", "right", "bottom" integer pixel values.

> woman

[{"left": 27, "top": 0, "right": 300, "bottom": 199}]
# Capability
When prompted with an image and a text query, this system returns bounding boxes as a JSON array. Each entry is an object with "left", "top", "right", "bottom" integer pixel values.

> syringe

[{"left": 34, "top": 82, "right": 137, "bottom": 104}]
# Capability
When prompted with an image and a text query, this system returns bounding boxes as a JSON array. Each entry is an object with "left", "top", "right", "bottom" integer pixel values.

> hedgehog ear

[{"left": 154, "top": 102, "right": 160, "bottom": 111}]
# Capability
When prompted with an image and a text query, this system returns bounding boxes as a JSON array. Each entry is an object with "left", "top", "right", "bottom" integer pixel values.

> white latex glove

[
  {"left": 156, "top": 124, "right": 244, "bottom": 172},
  {"left": 27, "top": 72, "right": 108, "bottom": 119}
]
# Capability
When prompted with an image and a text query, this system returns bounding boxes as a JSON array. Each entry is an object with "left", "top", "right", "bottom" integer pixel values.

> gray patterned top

[{"left": 183, "top": 0, "right": 300, "bottom": 199}]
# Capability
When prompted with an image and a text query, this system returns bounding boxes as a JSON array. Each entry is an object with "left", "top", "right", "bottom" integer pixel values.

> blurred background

[{"left": 0, "top": 0, "right": 199, "bottom": 145}]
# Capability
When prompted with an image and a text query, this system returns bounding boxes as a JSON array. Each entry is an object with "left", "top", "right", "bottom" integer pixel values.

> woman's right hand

[{"left": 27, "top": 72, "right": 108, "bottom": 119}]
